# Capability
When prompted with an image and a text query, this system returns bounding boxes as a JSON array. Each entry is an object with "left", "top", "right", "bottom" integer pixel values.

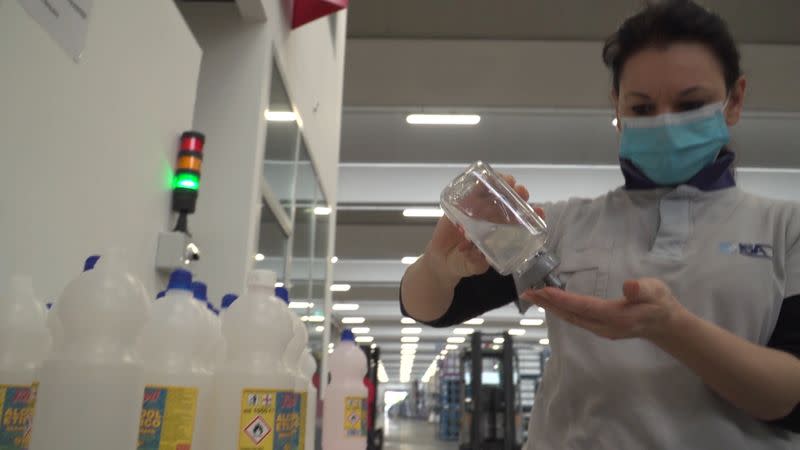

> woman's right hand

[{"left": 422, "top": 174, "right": 535, "bottom": 282}]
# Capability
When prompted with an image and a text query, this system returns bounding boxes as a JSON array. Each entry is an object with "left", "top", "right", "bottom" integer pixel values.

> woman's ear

[{"left": 725, "top": 76, "right": 746, "bottom": 127}]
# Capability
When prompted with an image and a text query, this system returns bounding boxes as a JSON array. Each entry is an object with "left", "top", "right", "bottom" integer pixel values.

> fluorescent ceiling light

[
  {"left": 330, "top": 284, "right": 351, "bottom": 292},
  {"left": 452, "top": 328, "right": 474, "bottom": 335},
  {"left": 355, "top": 336, "right": 374, "bottom": 343},
  {"left": 493, "top": 337, "right": 505, "bottom": 344},
  {"left": 447, "top": 337, "right": 465, "bottom": 344},
  {"left": 332, "top": 303, "right": 359, "bottom": 311},
  {"left": 520, "top": 318, "right": 544, "bottom": 326},
  {"left": 539, "top": 338, "right": 550, "bottom": 345},
  {"left": 401, "top": 327, "right": 422, "bottom": 335},
  {"left": 403, "top": 208, "right": 444, "bottom": 218},
  {"left": 538, "top": 307, "right": 545, "bottom": 313},
  {"left": 265, "top": 110, "right": 297, "bottom": 122},
  {"left": 254, "top": 253, "right": 265, "bottom": 262},
  {"left": 275, "top": 282, "right": 284, "bottom": 288},
  {"left": 314, "top": 206, "right": 332, "bottom": 216},
  {"left": 401, "top": 343, "right": 419, "bottom": 350},
  {"left": 351, "top": 327, "right": 370, "bottom": 334},
  {"left": 330, "top": 256, "right": 339, "bottom": 264},
  {"left": 300, "top": 315, "right": 324, "bottom": 322},
  {"left": 508, "top": 329, "right": 526, "bottom": 336},
  {"left": 406, "top": 114, "right": 481, "bottom": 126},
  {"left": 445, "top": 344, "right": 459, "bottom": 350},
  {"left": 492, "top": 344, "right": 501, "bottom": 350},
  {"left": 288, "top": 301, "right": 314, "bottom": 309},
  {"left": 401, "top": 256, "right": 419, "bottom": 265},
  {"left": 401, "top": 317, "right": 417, "bottom": 324},
  {"left": 401, "top": 336, "right": 420, "bottom": 343},
  {"left": 315, "top": 326, "right": 324, "bottom": 332},
  {"left": 463, "top": 318, "right": 484, "bottom": 325},
  {"left": 341, "top": 317, "right": 366, "bottom": 324},
  {"left": 371, "top": 343, "right": 377, "bottom": 349}
]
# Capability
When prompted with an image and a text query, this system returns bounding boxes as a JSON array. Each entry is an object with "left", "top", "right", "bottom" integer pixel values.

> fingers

[
  {"left": 502, "top": 174, "right": 517, "bottom": 187},
  {"left": 534, "top": 207, "right": 545, "bottom": 219},
  {"left": 515, "top": 184, "right": 530, "bottom": 202}
]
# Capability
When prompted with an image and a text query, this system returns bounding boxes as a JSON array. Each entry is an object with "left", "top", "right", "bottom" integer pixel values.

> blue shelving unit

[{"left": 438, "top": 378, "right": 461, "bottom": 441}]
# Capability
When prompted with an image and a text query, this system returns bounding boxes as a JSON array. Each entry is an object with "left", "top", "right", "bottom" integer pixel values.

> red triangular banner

[{"left": 292, "top": 0, "right": 349, "bottom": 29}]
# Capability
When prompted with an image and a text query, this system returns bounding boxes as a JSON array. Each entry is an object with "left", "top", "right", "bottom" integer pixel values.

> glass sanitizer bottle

[{"left": 440, "top": 161, "right": 563, "bottom": 309}]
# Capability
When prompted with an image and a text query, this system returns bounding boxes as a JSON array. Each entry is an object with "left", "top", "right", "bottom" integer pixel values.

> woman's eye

[
  {"left": 677, "top": 101, "right": 706, "bottom": 112},
  {"left": 631, "top": 104, "right": 655, "bottom": 116}
]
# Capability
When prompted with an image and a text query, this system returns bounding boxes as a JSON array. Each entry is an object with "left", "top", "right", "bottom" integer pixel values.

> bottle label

[
  {"left": 238, "top": 389, "right": 306, "bottom": 450},
  {"left": 137, "top": 386, "right": 198, "bottom": 450},
  {"left": 0, "top": 383, "right": 37, "bottom": 450},
  {"left": 343, "top": 396, "right": 368, "bottom": 437}
]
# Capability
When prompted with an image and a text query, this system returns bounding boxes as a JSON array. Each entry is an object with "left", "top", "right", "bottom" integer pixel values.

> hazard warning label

[
  {"left": 343, "top": 396, "right": 367, "bottom": 437},
  {"left": 238, "top": 389, "right": 305, "bottom": 450}
]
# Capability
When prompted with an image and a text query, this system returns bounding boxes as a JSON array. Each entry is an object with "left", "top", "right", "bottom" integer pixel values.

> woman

[{"left": 399, "top": 1, "right": 799, "bottom": 448}]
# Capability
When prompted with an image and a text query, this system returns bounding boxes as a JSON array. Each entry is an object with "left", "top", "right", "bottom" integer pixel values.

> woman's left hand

[{"left": 521, "top": 278, "right": 687, "bottom": 341}]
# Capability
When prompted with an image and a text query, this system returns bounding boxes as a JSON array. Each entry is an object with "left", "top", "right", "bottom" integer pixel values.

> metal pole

[
  {"left": 470, "top": 331, "right": 483, "bottom": 449},
  {"left": 502, "top": 332, "right": 515, "bottom": 450}
]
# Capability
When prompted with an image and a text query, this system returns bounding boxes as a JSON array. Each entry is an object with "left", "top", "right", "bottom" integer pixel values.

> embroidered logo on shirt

[{"left": 719, "top": 242, "right": 773, "bottom": 259}]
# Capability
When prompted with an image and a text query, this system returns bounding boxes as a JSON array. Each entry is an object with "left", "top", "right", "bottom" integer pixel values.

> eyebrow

[{"left": 625, "top": 86, "right": 714, "bottom": 102}]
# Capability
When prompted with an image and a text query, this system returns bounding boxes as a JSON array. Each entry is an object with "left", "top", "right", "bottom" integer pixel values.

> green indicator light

[{"left": 174, "top": 173, "right": 199, "bottom": 191}]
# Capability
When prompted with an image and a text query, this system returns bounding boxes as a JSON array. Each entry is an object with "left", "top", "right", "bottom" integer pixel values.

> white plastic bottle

[
  {"left": 0, "top": 275, "right": 50, "bottom": 450},
  {"left": 300, "top": 350, "right": 318, "bottom": 450},
  {"left": 211, "top": 270, "right": 306, "bottom": 449},
  {"left": 322, "top": 329, "right": 368, "bottom": 450},
  {"left": 44, "top": 255, "right": 99, "bottom": 352},
  {"left": 29, "top": 251, "right": 150, "bottom": 450},
  {"left": 192, "top": 281, "right": 226, "bottom": 373},
  {"left": 137, "top": 269, "right": 212, "bottom": 450}
]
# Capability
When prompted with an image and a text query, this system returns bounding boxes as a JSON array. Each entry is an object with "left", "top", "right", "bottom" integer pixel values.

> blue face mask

[{"left": 619, "top": 101, "right": 730, "bottom": 186}]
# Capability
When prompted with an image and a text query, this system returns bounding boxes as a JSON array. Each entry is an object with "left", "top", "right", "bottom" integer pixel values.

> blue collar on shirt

[{"left": 621, "top": 149, "right": 737, "bottom": 191}]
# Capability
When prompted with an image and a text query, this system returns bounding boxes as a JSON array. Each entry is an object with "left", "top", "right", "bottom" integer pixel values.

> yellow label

[
  {"left": 238, "top": 389, "right": 305, "bottom": 450},
  {"left": 343, "top": 396, "right": 368, "bottom": 437},
  {"left": 137, "top": 385, "right": 198, "bottom": 450},
  {"left": 0, "top": 383, "right": 37, "bottom": 450}
]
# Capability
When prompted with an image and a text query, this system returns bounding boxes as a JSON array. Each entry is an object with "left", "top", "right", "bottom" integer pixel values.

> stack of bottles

[{"left": 0, "top": 252, "right": 369, "bottom": 450}]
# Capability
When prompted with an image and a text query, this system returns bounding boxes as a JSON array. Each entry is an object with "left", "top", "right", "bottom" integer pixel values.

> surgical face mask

[{"left": 619, "top": 101, "right": 730, "bottom": 186}]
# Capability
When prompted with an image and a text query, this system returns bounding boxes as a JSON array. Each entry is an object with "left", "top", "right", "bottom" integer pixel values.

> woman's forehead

[{"left": 618, "top": 43, "right": 727, "bottom": 96}]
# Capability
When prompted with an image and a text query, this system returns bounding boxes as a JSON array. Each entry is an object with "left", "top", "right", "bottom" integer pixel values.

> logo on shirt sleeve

[{"left": 719, "top": 242, "right": 773, "bottom": 259}]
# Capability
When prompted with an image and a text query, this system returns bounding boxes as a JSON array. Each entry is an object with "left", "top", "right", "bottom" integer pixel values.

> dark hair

[{"left": 603, "top": 0, "right": 741, "bottom": 93}]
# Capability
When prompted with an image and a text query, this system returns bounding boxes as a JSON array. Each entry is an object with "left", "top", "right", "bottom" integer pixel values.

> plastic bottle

[
  {"left": 211, "top": 270, "right": 305, "bottom": 449},
  {"left": 300, "top": 350, "right": 318, "bottom": 450},
  {"left": 322, "top": 329, "right": 368, "bottom": 450},
  {"left": 44, "top": 255, "right": 99, "bottom": 351},
  {"left": 0, "top": 275, "right": 50, "bottom": 450},
  {"left": 29, "top": 251, "right": 150, "bottom": 450},
  {"left": 137, "top": 269, "right": 212, "bottom": 450},
  {"left": 440, "top": 161, "right": 564, "bottom": 303},
  {"left": 192, "top": 281, "right": 225, "bottom": 372}
]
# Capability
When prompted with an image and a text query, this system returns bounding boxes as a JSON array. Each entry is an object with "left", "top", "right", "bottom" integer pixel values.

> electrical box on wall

[{"left": 155, "top": 231, "right": 199, "bottom": 272}]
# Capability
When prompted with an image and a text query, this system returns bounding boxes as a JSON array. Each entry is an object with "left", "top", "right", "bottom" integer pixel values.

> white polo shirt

[{"left": 527, "top": 185, "right": 800, "bottom": 449}]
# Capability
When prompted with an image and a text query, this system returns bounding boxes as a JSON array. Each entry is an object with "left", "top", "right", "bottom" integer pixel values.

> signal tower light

[{"left": 172, "top": 131, "right": 204, "bottom": 233}]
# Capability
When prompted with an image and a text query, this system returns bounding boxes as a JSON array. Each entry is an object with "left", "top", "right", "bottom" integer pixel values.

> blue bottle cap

[
  {"left": 155, "top": 291, "right": 166, "bottom": 299},
  {"left": 191, "top": 281, "right": 208, "bottom": 302},
  {"left": 275, "top": 287, "right": 289, "bottom": 304},
  {"left": 341, "top": 329, "right": 355, "bottom": 342},
  {"left": 167, "top": 269, "right": 193, "bottom": 292},
  {"left": 45, "top": 302, "right": 53, "bottom": 310},
  {"left": 206, "top": 302, "right": 219, "bottom": 315},
  {"left": 83, "top": 255, "right": 101, "bottom": 271},
  {"left": 221, "top": 294, "right": 238, "bottom": 309}
]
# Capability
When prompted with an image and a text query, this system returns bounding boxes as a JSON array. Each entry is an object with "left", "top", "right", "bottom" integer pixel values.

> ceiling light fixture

[
  {"left": 406, "top": 114, "right": 481, "bottom": 126},
  {"left": 274, "top": 282, "right": 284, "bottom": 288},
  {"left": 401, "top": 327, "right": 422, "bottom": 335},
  {"left": 341, "top": 317, "right": 366, "bottom": 324},
  {"left": 332, "top": 303, "right": 359, "bottom": 311},
  {"left": 463, "top": 318, "right": 484, "bottom": 325},
  {"left": 288, "top": 301, "right": 314, "bottom": 309},
  {"left": 254, "top": 253, "right": 265, "bottom": 262},
  {"left": 315, "top": 326, "right": 324, "bottom": 332},
  {"left": 330, "top": 256, "right": 339, "bottom": 264},
  {"left": 401, "top": 336, "right": 420, "bottom": 343},
  {"left": 447, "top": 337, "right": 465, "bottom": 344},
  {"left": 520, "top": 318, "right": 544, "bottom": 326},
  {"left": 493, "top": 337, "right": 505, "bottom": 344},
  {"left": 402, "top": 208, "right": 444, "bottom": 218},
  {"left": 314, "top": 206, "right": 332, "bottom": 216},
  {"left": 452, "top": 328, "right": 474, "bottom": 335},
  {"left": 355, "top": 336, "right": 374, "bottom": 343},
  {"left": 401, "top": 343, "right": 419, "bottom": 350},
  {"left": 401, "top": 317, "right": 416, "bottom": 325},
  {"left": 350, "top": 327, "right": 370, "bottom": 334},
  {"left": 265, "top": 110, "right": 297, "bottom": 122},
  {"left": 300, "top": 315, "right": 324, "bottom": 322},
  {"left": 445, "top": 344, "right": 459, "bottom": 350},
  {"left": 539, "top": 338, "right": 550, "bottom": 345},
  {"left": 508, "top": 329, "right": 526, "bottom": 336},
  {"left": 330, "top": 284, "right": 351, "bottom": 292}
]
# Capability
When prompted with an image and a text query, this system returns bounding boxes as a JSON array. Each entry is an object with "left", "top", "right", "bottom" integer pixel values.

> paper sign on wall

[{"left": 18, "top": 0, "right": 93, "bottom": 61}]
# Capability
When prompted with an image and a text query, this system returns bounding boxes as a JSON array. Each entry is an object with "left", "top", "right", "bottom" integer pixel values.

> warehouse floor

[{"left": 384, "top": 417, "right": 458, "bottom": 450}]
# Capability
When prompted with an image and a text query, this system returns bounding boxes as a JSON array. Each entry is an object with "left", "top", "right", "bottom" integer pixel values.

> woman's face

[{"left": 614, "top": 42, "right": 746, "bottom": 126}]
